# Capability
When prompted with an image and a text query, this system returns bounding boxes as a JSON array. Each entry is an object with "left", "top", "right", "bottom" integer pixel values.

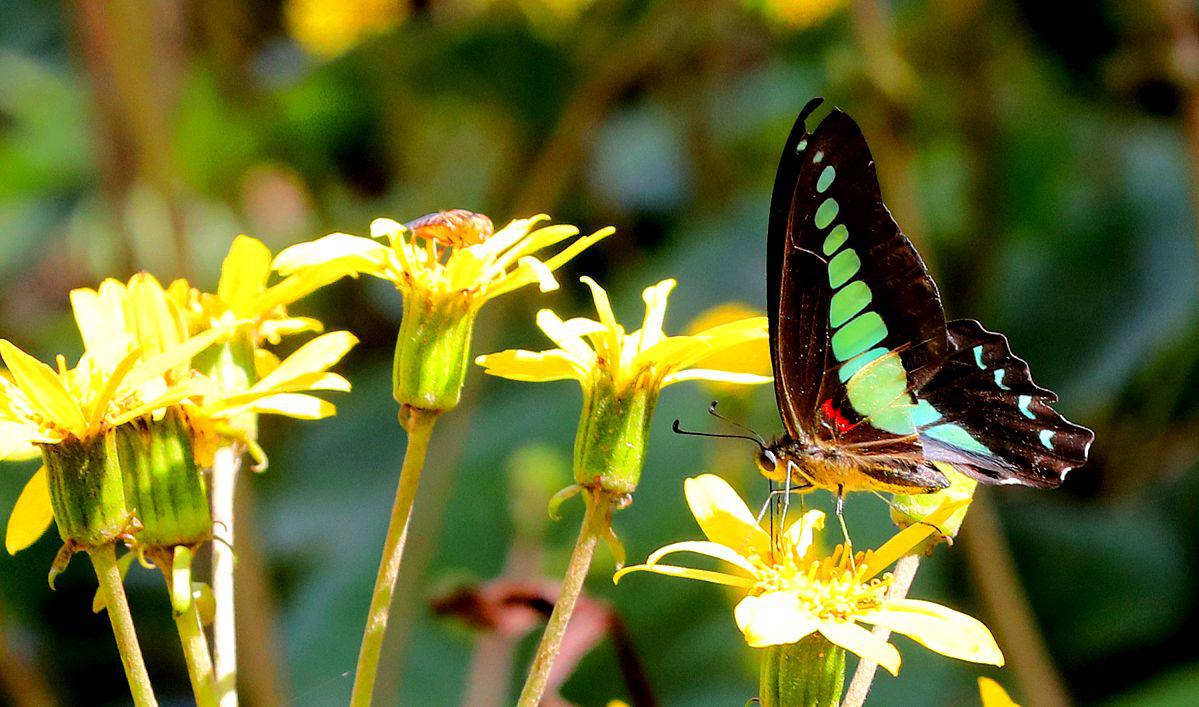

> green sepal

[
  {"left": 547, "top": 484, "right": 582, "bottom": 521},
  {"left": 393, "top": 292, "right": 477, "bottom": 413},
  {"left": 572, "top": 370, "right": 659, "bottom": 497},
  {"left": 193, "top": 328, "right": 259, "bottom": 441},
  {"left": 43, "top": 432, "right": 132, "bottom": 551},
  {"left": 116, "top": 408, "right": 212, "bottom": 549},
  {"left": 759, "top": 635, "right": 846, "bottom": 707}
]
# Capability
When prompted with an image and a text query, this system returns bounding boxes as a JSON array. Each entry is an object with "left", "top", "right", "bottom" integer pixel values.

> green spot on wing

[
  {"left": 815, "top": 198, "right": 839, "bottom": 229},
  {"left": 911, "top": 399, "right": 942, "bottom": 427},
  {"left": 837, "top": 346, "right": 888, "bottom": 382},
  {"left": 1018, "top": 395, "right": 1035, "bottom": 419},
  {"left": 796, "top": 139, "right": 807, "bottom": 153},
  {"left": 845, "top": 352, "right": 915, "bottom": 434},
  {"left": 994, "top": 369, "right": 1010, "bottom": 390},
  {"left": 1039, "top": 430, "right": 1055, "bottom": 449},
  {"left": 925, "top": 423, "right": 992, "bottom": 455},
  {"left": 830, "top": 281, "right": 872, "bottom": 327},
  {"left": 972, "top": 345, "right": 985, "bottom": 369},
  {"left": 817, "top": 165, "right": 836, "bottom": 193},
  {"left": 813, "top": 150, "right": 824, "bottom": 163},
  {"left": 823, "top": 224, "right": 848, "bottom": 255},
  {"left": 832, "top": 311, "right": 887, "bottom": 361},
  {"left": 828, "top": 249, "right": 860, "bottom": 288}
]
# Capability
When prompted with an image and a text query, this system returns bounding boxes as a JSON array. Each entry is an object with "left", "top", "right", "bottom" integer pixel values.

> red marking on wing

[{"left": 821, "top": 398, "right": 853, "bottom": 433}]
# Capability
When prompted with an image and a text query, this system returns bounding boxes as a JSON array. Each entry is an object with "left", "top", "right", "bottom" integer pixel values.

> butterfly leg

[{"left": 835, "top": 485, "right": 855, "bottom": 569}]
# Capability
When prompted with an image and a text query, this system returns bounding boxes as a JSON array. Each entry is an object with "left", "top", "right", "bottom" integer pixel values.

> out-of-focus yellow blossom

[
  {"left": 274, "top": 210, "right": 611, "bottom": 412},
  {"left": 477, "top": 278, "right": 770, "bottom": 500},
  {"left": 747, "top": 0, "right": 848, "bottom": 30},
  {"left": 285, "top": 0, "right": 408, "bottom": 58},
  {"left": 979, "top": 677, "right": 1021, "bottom": 707},
  {"left": 685, "top": 302, "right": 773, "bottom": 395},
  {"left": 615, "top": 475, "right": 1003, "bottom": 676}
]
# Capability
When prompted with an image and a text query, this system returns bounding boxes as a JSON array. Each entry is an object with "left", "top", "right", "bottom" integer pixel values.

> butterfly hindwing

[{"left": 914, "top": 320, "right": 1094, "bottom": 487}]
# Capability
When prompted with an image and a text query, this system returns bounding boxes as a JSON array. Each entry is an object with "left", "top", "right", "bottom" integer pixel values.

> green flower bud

[
  {"left": 115, "top": 408, "right": 211, "bottom": 549},
  {"left": 42, "top": 432, "right": 131, "bottom": 550},
  {"left": 572, "top": 369, "right": 659, "bottom": 498},
  {"left": 891, "top": 462, "right": 977, "bottom": 554},
  {"left": 759, "top": 635, "right": 846, "bottom": 707},
  {"left": 393, "top": 291, "right": 476, "bottom": 413}
]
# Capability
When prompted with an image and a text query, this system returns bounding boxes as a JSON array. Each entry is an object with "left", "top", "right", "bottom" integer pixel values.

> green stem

[
  {"left": 516, "top": 498, "right": 600, "bottom": 707},
  {"left": 350, "top": 408, "right": 439, "bottom": 707},
  {"left": 174, "top": 602, "right": 218, "bottom": 707},
  {"left": 90, "top": 544, "right": 158, "bottom": 707}
]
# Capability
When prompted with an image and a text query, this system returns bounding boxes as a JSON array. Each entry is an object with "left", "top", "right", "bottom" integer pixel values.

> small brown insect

[{"left": 406, "top": 209, "right": 494, "bottom": 248}]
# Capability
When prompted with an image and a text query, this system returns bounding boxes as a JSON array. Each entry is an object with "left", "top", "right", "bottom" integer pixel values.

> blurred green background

[{"left": 1, "top": 0, "right": 1197, "bottom": 705}]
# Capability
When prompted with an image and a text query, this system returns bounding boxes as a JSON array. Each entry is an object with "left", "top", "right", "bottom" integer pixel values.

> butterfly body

[{"left": 763, "top": 99, "right": 1094, "bottom": 494}]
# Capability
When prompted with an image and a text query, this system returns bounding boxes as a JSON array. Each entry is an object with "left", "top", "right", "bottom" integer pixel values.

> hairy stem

[
  {"left": 350, "top": 408, "right": 439, "bottom": 706},
  {"left": 210, "top": 445, "right": 241, "bottom": 706},
  {"left": 517, "top": 499, "right": 601, "bottom": 707},
  {"left": 840, "top": 554, "right": 920, "bottom": 707},
  {"left": 91, "top": 544, "right": 158, "bottom": 707}
]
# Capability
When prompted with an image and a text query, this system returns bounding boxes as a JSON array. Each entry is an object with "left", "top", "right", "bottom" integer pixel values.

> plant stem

[
  {"left": 517, "top": 497, "right": 601, "bottom": 707},
  {"left": 175, "top": 602, "right": 219, "bottom": 707},
  {"left": 90, "top": 544, "right": 158, "bottom": 707},
  {"left": 350, "top": 408, "right": 439, "bottom": 706},
  {"left": 210, "top": 444, "right": 241, "bottom": 707},
  {"left": 840, "top": 554, "right": 920, "bottom": 707}
]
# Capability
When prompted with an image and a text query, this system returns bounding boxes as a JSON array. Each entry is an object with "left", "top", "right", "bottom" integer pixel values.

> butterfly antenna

[
  {"left": 671, "top": 419, "right": 766, "bottom": 451},
  {"left": 707, "top": 401, "right": 767, "bottom": 447}
]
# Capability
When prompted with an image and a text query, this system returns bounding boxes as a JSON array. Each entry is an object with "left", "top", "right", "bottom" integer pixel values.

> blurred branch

[
  {"left": 841, "top": 554, "right": 919, "bottom": 707},
  {"left": 0, "top": 607, "right": 58, "bottom": 707},
  {"left": 72, "top": 0, "right": 191, "bottom": 277},
  {"left": 959, "top": 490, "right": 1071, "bottom": 707},
  {"left": 1158, "top": 0, "right": 1199, "bottom": 276},
  {"left": 234, "top": 481, "right": 291, "bottom": 707},
  {"left": 512, "top": 0, "right": 701, "bottom": 215}
]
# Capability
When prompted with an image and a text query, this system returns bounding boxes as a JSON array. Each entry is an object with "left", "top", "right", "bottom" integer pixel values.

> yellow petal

[
  {"left": 535, "top": 310, "right": 600, "bottom": 362},
  {"left": 0, "top": 420, "right": 39, "bottom": 461},
  {"left": 662, "top": 369, "right": 773, "bottom": 387},
  {"left": 978, "top": 677, "right": 1021, "bottom": 707},
  {"left": 643, "top": 540, "right": 758, "bottom": 576},
  {"left": 860, "top": 498, "right": 970, "bottom": 581},
  {"left": 272, "top": 233, "right": 392, "bottom": 279},
  {"left": 733, "top": 592, "right": 819, "bottom": 647},
  {"left": 0, "top": 341, "right": 86, "bottom": 434},
  {"left": 125, "top": 272, "right": 186, "bottom": 357},
  {"left": 683, "top": 475, "right": 771, "bottom": 558},
  {"left": 537, "top": 226, "right": 615, "bottom": 273},
  {"left": 862, "top": 599, "right": 1004, "bottom": 667},
  {"left": 252, "top": 331, "right": 357, "bottom": 393},
  {"left": 580, "top": 277, "right": 622, "bottom": 360},
  {"left": 238, "top": 393, "right": 335, "bottom": 420},
  {"left": 70, "top": 280, "right": 131, "bottom": 369},
  {"left": 517, "top": 256, "right": 560, "bottom": 293},
  {"left": 258, "top": 316, "right": 325, "bottom": 345},
  {"left": 642, "top": 317, "right": 769, "bottom": 373},
  {"left": 218, "top": 235, "right": 272, "bottom": 314},
  {"left": 474, "top": 349, "right": 587, "bottom": 382},
  {"left": 782, "top": 509, "right": 826, "bottom": 556},
  {"left": 637, "top": 279, "right": 676, "bottom": 351},
  {"left": 612, "top": 562, "right": 754, "bottom": 588},
  {"left": 6, "top": 467, "right": 53, "bottom": 554},
  {"left": 818, "top": 621, "right": 902, "bottom": 676},
  {"left": 119, "top": 326, "right": 228, "bottom": 394}
]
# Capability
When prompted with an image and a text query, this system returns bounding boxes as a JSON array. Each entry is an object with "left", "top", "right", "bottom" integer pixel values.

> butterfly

[{"left": 756, "top": 98, "right": 1094, "bottom": 500}]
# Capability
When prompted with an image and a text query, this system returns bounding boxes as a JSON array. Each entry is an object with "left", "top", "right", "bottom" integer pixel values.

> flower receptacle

[
  {"left": 115, "top": 409, "right": 212, "bottom": 549},
  {"left": 572, "top": 370, "right": 659, "bottom": 497},
  {"left": 393, "top": 292, "right": 477, "bottom": 413},
  {"left": 759, "top": 635, "right": 846, "bottom": 707},
  {"left": 42, "top": 433, "right": 131, "bottom": 550}
]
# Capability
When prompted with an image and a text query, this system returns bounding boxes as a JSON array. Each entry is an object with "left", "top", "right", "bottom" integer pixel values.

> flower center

[{"left": 749, "top": 545, "right": 894, "bottom": 623}]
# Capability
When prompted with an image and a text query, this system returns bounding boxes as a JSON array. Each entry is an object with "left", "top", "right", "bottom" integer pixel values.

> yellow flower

[
  {"left": 273, "top": 211, "right": 612, "bottom": 309},
  {"left": 285, "top": 0, "right": 407, "bottom": 58},
  {"left": 978, "top": 677, "right": 1021, "bottom": 707},
  {"left": 685, "top": 301, "right": 773, "bottom": 395},
  {"left": 615, "top": 475, "right": 1003, "bottom": 676},
  {"left": 477, "top": 278, "right": 770, "bottom": 497},
  {"left": 274, "top": 210, "right": 611, "bottom": 412},
  {"left": 748, "top": 0, "right": 848, "bottom": 29},
  {"left": 4, "top": 273, "right": 354, "bottom": 553},
  {"left": 170, "top": 235, "right": 337, "bottom": 349}
]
